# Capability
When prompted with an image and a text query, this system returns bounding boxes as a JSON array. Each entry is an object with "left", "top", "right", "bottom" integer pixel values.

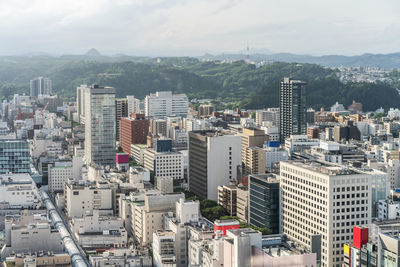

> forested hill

[{"left": 0, "top": 56, "right": 399, "bottom": 111}]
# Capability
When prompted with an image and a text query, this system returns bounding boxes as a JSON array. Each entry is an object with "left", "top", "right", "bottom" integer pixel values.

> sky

[{"left": 0, "top": 0, "right": 399, "bottom": 56}]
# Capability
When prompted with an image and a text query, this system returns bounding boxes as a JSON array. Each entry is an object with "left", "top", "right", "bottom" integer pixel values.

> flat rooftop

[{"left": 283, "top": 161, "right": 360, "bottom": 176}]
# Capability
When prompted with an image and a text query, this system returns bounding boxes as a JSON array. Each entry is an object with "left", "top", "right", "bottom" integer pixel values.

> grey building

[
  {"left": 0, "top": 139, "right": 30, "bottom": 174},
  {"left": 30, "top": 77, "right": 52, "bottom": 97},
  {"left": 115, "top": 98, "right": 128, "bottom": 142},
  {"left": 249, "top": 174, "right": 280, "bottom": 234},
  {"left": 279, "top": 77, "right": 307, "bottom": 143},
  {"left": 84, "top": 84, "right": 116, "bottom": 167},
  {"left": 333, "top": 121, "right": 361, "bottom": 142}
]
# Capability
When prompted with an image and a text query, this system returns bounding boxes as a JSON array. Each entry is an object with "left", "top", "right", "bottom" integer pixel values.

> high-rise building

[
  {"left": 76, "top": 85, "right": 87, "bottom": 124},
  {"left": 0, "top": 139, "right": 30, "bottom": 174},
  {"left": 279, "top": 77, "right": 307, "bottom": 143},
  {"left": 188, "top": 130, "right": 241, "bottom": 201},
  {"left": 126, "top": 95, "right": 141, "bottom": 114},
  {"left": 30, "top": 77, "right": 52, "bottom": 97},
  {"left": 84, "top": 84, "right": 116, "bottom": 167},
  {"left": 149, "top": 118, "right": 167, "bottom": 137},
  {"left": 145, "top": 91, "right": 188, "bottom": 118},
  {"left": 249, "top": 174, "right": 280, "bottom": 234},
  {"left": 280, "top": 161, "right": 372, "bottom": 267},
  {"left": 115, "top": 98, "right": 128, "bottom": 141},
  {"left": 120, "top": 114, "right": 149, "bottom": 156}
]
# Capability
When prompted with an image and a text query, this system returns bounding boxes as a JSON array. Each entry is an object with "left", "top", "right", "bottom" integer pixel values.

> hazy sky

[{"left": 0, "top": 0, "right": 399, "bottom": 56}]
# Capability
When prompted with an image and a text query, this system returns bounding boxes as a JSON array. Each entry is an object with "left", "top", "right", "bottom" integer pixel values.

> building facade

[
  {"left": 145, "top": 91, "right": 188, "bottom": 118},
  {"left": 84, "top": 84, "right": 116, "bottom": 167},
  {"left": 120, "top": 114, "right": 149, "bottom": 156},
  {"left": 279, "top": 77, "right": 307, "bottom": 143},
  {"left": 249, "top": 174, "right": 280, "bottom": 234},
  {"left": 189, "top": 130, "right": 242, "bottom": 201},
  {"left": 280, "top": 161, "right": 372, "bottom": 267}
]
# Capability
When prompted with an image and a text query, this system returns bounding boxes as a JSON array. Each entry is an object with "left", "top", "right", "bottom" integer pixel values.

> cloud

[{"left": 0, "top": 0, "right": 399, "bottom": 56}]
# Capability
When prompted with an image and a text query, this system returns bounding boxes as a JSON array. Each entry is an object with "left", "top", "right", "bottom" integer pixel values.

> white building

[
  {"left": 330, "top": 102, "right": 346, "bottom": 112},
  {"left": 49, "top": 161, "right": 73, "bottom": 193},
  {"left": 284, "top": 135, "right": 319, "bottom": 157},
  {"left": 0, "top": 173, "right": 40, "bottom": 209},
  {"left": 127, "top": 95, "right": 141, "bottom": 114},
  {"left": 131, "top": 193, "right": 184, "bottom": 246},
  {"left": 65, "top": 181, "right": 113, "bottom": 218},
  {"left": 189, "top": 131, "right": 242, "bottom": 201},
  {"left": 145, "top": 91, "right": 188, "bottom": 118},
  {"left": 377, "top": 200, "right": 400, "bottom": 220},
  {"left": 143, "top": 149, "right": 184, "bottom": 180},
  {"left": 1, "top": 214, "right": 64, "bottom": 258},
  {"left": 255, "top": 109, "right": 279, "bottom": 126},
  {"left": 264, "top": 146, "right": 289, "bottom": 170},
  {"left": 153, "top": 230, "right": 177, "bottom": 267},
  {"left": 70, "top": 210, "right": 127, "bottom": 248},
  {"left": 280, "top": 161, "right": 372, "bottom": 267}
]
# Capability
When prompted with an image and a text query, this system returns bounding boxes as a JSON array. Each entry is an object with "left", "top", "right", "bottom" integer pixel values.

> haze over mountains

[{"left": 8, "top": 49, "right": 400, "bottom": 69}]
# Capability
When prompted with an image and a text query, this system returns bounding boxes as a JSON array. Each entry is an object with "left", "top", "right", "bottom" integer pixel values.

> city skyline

[{"left": 0, "top": 0, "right": 399, "bottom": 56}]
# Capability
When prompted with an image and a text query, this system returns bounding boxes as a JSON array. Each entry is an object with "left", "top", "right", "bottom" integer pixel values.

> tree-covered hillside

[{"left": 0, "top": 55, "right": 398, "bottom": 111}]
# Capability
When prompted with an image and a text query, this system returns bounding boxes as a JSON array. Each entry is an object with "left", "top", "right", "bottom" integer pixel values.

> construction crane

[{"left": 40, "top": 100, "right": 50, "bottom": 115}]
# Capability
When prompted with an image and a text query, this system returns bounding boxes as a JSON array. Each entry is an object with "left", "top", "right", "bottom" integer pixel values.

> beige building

[
  {"left": 244, "top": 146, "right": 266, "bottom": 174},
  {"left": 65, "top": 181, "right": 113, "bottom": 218},
  {"left": 217, "top": 185, "right": 237, "bottom": 216},
  {"left": 131, "top": 193, "right": 184, "bottom": 246},
  {"left": 239, "top": 128, "right": 267, "bottom": 174},
  {"left": 280, "top": 161, "right": 372, "bottom": 267},
  {"left": 236, "top": 185, "right": 249, "bottom": 223}
]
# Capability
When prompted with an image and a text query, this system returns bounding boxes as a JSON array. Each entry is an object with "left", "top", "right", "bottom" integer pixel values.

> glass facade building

[
  {"left": 84, "top": 85, "right": 116, "bottom": 167},
  {"left": 249, "top": 174, "right": 280, "bottom": 234},
  {"left": 0, "top": 139, "right": 30, "bottom": 173}
]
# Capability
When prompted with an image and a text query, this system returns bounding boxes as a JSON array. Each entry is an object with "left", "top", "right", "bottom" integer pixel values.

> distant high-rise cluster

[{"left": 30, "top": 77, "right": 52, "bottom": 97}]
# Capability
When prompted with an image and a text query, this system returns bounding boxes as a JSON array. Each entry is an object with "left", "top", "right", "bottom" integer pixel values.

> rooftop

[{"left": 283, "top": 161, "right": 360, "bottom": 176}]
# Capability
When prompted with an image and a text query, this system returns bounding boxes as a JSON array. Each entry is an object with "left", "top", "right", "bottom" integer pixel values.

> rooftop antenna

[{"left": 245, "top": 42, "right": 250, "bottom": 63}]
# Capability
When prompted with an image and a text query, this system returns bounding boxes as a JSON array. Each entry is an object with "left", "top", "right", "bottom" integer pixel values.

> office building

[
  {"left": 279, "top": 77, "right": 307, "bottom": 143},
  {"left": 149, "top": 118, "right": 167, "bottom": 137},
  {"left": 76, "top": 85, "right": 86, "bottom": 124},
  {"left": 1, "top": 214, "right": 64, "bottom": 258},
  {"left": 249, "top": 174, "right": 280, "bottom": 234},
  {"left": 127, "top": 95, "right": 141, "bottom": 114},
  {"left": 0, "top": 139, "right": 30, "bottom": 174},
  {"left": 0, "top": 173, "right": 40, "bottom": 209},
  {"left": 189, "top": 130, "right": 241, "bottom": 201},
  {"left": 333, "top": 121, "right": 361, "bottom": 142},
  {"left": 198, "top": 104, "right": 214, "bottom": 117},
  {"left": 48, "top": 161, "right": 73, "bottom": 194},
  {"left": 115, "top": 98, "right": 128, "bottom": 141},
  {"left": 65, "top": 181, "right": 113, "bottom": 218},
  {"left": 84, "top": 84, "right": 116, "bottom": 167},
  {"left": 280, "top": 161, "right": 372, "bottom": 267},
  {"left": 143, "top": 149, "right": 184, "bottom": 180},
  {"left": 30, "top": 77, "right": 52, "bottom": 97},
  {"left": 120, "top": 114, "right": 149, "bottom": 156},
  {"left": 145, "top": 91, "right": 188, "bottom": 118}
]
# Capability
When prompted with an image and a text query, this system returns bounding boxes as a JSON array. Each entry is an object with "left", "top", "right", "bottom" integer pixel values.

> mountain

[
  {"left": 0, "top": 56, "right": 398, "bottom": 111},
  {"left": 85, "top": 48, "right": 102, "bottom": 57},
  {"left": 199, "top": 52, "right": 400, "bottom": 69}
]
